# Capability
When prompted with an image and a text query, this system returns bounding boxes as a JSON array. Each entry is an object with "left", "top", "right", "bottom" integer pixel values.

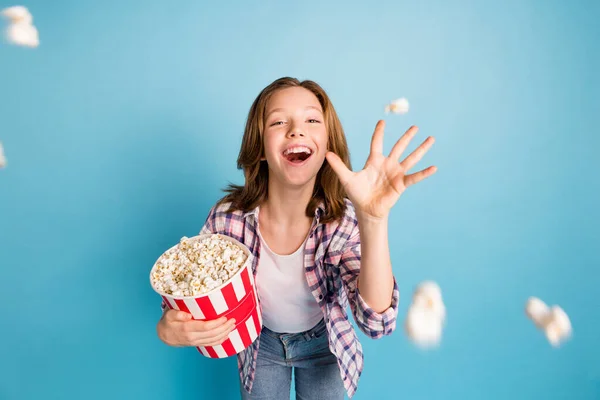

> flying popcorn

[
  {"left": 544, "top": 306, "right": 572, "bottom": 347},
  {"left": 151, "top": 235, "right": 249, "bottom": 297},
  {"left": 412, "top": 280, "right": 446, "bottom": 320},
  {"left": 384, "top": 97, "right": 409, "bottom": 115},
  {"left": 525, "top": 297, "right": 572, "bottom": 347},
  {"left": 2, "top": 6, "right": 32, "bottom": 23},
  {"left": 5, "top": 21, "right": 38, "bottom": 47},
  {"left": 0, "top": 142, "right": 6, "bottom": 168},
  {"left": 405, "top": 280, "right": 446, "bottom": 348},
  {"left": 1, "top": 5, "right": 39, "bottom": 48},
  {"left": 525, "top": 296, "right": 550, "bottom": 329},
  {"left": 405, "top": 305, "right": 443, "bottom": 348}
]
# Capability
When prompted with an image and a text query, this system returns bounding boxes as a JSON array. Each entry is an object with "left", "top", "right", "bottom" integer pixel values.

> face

[{"left": 262, "top": 86, "right": 328, "bottom": 188}]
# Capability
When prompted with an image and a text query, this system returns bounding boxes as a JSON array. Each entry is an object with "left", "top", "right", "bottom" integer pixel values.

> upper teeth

[{"left": 283, "top": 146, "right": 312, "bottom": 156}]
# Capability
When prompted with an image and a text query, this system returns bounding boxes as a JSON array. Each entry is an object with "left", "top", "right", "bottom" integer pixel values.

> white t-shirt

[{"left": 255, "top": 224, "right": 323, "bottom": 333}]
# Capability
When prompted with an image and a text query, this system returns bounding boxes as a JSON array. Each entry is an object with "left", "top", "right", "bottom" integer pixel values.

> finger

[
  {"left": 404, "top": 166, "right": 437, "bottom": 187},
  {"left": 325, "top": 151, "right": 353, "bottom": 186},
  {"left": 167, "top": 310, "right": 193, "bottom": 322},
  {"left": 369, "top": 120, "right": 385, "bottom": 156},
  {"left": 389, "top": 125, "right": 419, "bottom": 162},
  {"left": 184, "top": 319, "right": 235, "bottom": 339},
  {"left": 400, "top": 136, "right": 435, "bottom": 171},
  {"left": 188, "top": 320, "right": 235, "bottom": 343},
  {"left": 201, "top": 325, "right": 237, "bottom": 347},
  {"left": 186, "top": 316, "right": 230, "bottom": 333}
]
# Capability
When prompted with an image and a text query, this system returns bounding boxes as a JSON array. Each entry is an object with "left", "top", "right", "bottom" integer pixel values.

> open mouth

[{"left": 282, "top": 146, "right": 313, "bottom": 164}]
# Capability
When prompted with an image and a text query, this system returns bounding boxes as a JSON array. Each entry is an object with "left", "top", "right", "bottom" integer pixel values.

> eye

[
  {"left": 307, "top": 119, "right": 321, "bottom": 123},
  {"left": 270, "top": 121, "right": 285, "bottom": 126}
]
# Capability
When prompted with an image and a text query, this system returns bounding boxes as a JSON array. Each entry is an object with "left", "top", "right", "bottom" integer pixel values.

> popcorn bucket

[{"left": 150, "top": 234, "right": 262, "bottom": 358}]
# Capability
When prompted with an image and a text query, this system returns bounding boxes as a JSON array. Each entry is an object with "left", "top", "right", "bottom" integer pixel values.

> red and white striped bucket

[{"left": 150, "top": 233, "right": 262, "bottom": 358}]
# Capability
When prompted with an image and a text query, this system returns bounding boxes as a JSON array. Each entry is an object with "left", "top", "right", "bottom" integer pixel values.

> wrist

[{"left": 356, "top": 212, "right": 388, "bottom": 230}]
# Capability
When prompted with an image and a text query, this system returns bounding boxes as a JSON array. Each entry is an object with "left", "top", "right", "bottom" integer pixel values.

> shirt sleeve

[{"left": 339, "top": 226, "right": 400, "bottom": 339}]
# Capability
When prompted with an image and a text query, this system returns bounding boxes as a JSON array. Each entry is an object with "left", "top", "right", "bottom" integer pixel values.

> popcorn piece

[
  {"left": 405, "top": 305, "right": 443, "bottom": 348},
  {"left": 413, "top": 280, "right": 446, "bottom": 320},
  {"left": 384, "top": 98, "right": 409, "bottom": 115},
  {"left": 5, "top": 22, "right": 38, "bottom": 47},
  {"left": 2, "top": 6, "right": 39, "bottom": 48},
  {"left": 544, "top": 306, "right": 572, "bottom": 347},
  {"left": 2, "top": 6, "right": 33, "bottom": 24},
  {"left": 151, "top": 235, "right": 248, "bottom": 297},
  {"left": 0, "top": 142, "right": 5, "bottom": 168},
  {"left": 525, "top": 296, "right": 550, "bottom": 329},
  {"left": 405, "top": 280, "right": 446, "bottom": 348},
  {"left": 525, "top": 297, "right": 572, "bottom": 347}
]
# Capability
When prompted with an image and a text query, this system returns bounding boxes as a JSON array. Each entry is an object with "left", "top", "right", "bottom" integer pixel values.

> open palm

[{"left": 325, "top": 121, "right": 437, "bottom": 220}]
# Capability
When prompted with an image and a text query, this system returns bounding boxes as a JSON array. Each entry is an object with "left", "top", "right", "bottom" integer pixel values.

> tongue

[{"left": 286, "top": 153, "right": 306, "bottom": 163}]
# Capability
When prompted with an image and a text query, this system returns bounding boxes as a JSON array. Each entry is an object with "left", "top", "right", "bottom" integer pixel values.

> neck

[{"left": 261, "top": 178, "right": 316, "bottom": 225}]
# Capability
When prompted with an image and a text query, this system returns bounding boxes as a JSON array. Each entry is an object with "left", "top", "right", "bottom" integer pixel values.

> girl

[{"left": 157, "top": 77, "right": 437, "bottom": 399}]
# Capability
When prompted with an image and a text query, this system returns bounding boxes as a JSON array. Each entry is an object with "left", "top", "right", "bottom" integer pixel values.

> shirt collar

[{"left": 242, "top": 201, "right": 325, "bottom": 220}]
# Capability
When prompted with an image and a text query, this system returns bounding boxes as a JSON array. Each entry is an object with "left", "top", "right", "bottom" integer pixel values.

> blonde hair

[{"left": 218, "top": 77, "right": 352, "bottom": 224}]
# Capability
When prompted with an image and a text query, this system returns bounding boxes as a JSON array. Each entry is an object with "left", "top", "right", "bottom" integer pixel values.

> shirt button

[{"left": 319, "top": 294, "right": 323, "bottom": 300}]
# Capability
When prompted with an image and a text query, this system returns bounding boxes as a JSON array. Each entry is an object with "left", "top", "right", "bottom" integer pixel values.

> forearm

[{"left": 356, "top": 213, "right": 394, "bottom": 313}]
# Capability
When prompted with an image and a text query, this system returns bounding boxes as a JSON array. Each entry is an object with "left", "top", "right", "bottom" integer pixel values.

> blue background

[{"left": 1, "top": 1, "right": 598, "bottom": 399}]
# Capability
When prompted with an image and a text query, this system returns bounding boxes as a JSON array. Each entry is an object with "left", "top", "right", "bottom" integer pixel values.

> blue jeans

[{"left": 240, "top": 318, "right": 345, "bottom": 400}]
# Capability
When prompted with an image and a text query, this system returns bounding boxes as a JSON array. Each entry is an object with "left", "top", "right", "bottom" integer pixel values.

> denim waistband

[{"left": 262, "top": 318, "right": 327, "bottom": 342}]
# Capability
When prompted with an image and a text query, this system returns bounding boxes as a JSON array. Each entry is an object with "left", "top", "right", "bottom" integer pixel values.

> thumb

[{"left": 325, "top": 151, "right": 352, "bottom": 186}]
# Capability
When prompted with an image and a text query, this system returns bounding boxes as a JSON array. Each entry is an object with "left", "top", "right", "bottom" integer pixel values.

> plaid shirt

[{"left": 181, "top": 198, "right": 400, "bottom": 398}]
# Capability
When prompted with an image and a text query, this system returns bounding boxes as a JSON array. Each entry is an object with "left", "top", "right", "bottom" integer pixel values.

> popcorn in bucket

[{"left": 150, "top": 234, "right": 262, "bottom": 358}]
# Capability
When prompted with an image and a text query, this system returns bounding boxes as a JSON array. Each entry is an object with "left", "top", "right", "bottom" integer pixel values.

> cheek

[
  {"left": 262, "top": 135, "right": 281, "bottom": 161},
  {"left": 317, "top": 130, "right": 329, "bottom": 151}
]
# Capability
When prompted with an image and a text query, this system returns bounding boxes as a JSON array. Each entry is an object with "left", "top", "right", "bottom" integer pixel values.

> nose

[{"left": 286, "top": 122, "right": 305, "bottom": 138}]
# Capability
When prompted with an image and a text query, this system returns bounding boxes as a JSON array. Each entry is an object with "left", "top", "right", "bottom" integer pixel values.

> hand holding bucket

[{"left": 151, "top": 234, "right": 262, "bottom": 358}]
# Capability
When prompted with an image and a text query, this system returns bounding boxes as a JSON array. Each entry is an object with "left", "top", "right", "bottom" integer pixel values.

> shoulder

[
  {"left": 321, "top": 198, "right": 357, "bottom": 225},
  {"left": 209, "top": 200, "right": 249, "bottom": 220},
  {"left": 210, "top": 200, "right": 239, "bottom": 216},
  {"left": 333, "top": 198, "right": 358, "bottom": 236},
  {"left": 203, "top": 200, "right": 248, "bottom": 234},
  {"left": 320, "top": 198, "right": 359, "bottom": 251}
]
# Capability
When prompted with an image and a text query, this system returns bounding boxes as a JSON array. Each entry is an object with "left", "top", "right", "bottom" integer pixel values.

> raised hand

[{"left": 325, "top": 120, "right": 437, "bottom": 220}]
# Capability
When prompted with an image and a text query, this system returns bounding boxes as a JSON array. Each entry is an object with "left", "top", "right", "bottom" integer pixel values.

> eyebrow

[{"left": 266, "top": 106, "right": 323, "bottom": 118}]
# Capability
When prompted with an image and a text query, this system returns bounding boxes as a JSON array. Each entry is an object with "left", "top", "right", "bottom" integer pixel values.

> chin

[
  {"left": 279, "top": 170, "right": 318, "bottom": 189},
  {"left": 283, "top": 176, "right": 316, "bottom": 188}
]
